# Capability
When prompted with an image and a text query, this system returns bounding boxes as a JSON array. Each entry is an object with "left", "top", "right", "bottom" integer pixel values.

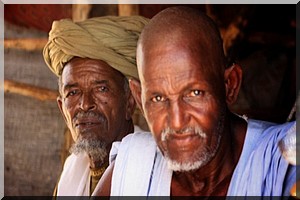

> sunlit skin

[
  {"left": 130, "top": 9, "right": 247, "bottom": 196},
  {"left": 133, "top": 36, "right": 234, "bottom": 196},
  {"left": 94, "top": 7, "right": 247, "bottom": 197},
  {"left": 139, "top": 43, "right": 224, "bottom": 169},
  {"left": 57, "top": 57, "right": 135, "bottom": 169}
]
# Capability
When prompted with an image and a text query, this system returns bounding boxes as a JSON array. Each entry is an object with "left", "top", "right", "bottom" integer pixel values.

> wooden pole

[
  {"left": 4, "top": 38, "right": 48, "bottom": 51},
  {"left": 4, "top": 79, "right": 58, "bottom": 101},
  {"left": 72, "top": 4, "right": 92, "bottom": 22},
  {"left": 118, "top": 4, "right": 139, "bottom": 16}
]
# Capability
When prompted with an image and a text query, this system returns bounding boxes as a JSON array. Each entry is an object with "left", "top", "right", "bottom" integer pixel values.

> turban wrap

[{"left": 43, "top": 16, "right": 149, "bottom": 79}]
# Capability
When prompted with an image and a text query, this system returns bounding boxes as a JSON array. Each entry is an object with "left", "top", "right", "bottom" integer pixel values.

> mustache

[
  {"left": 161, "top": 126, "right": 207, "bottom": 141},
  {"left": 73, "top": 110, "right": 106, "bottom": 123}
]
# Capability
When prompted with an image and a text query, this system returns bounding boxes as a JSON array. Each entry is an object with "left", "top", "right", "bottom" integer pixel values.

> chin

[
  {"left": 71, "top": 133, "right": 108, "bottom": 160},
  {"left": 166, "top": 158, "right": 208, "bottom": 172},
  {"left": 164, "top": 142, "right": 219, "bottom": 172}
]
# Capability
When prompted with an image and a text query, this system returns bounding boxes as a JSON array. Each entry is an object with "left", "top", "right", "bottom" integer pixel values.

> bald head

[
  {"left": 137, "top": 6, "right": 226, "bottom": 83},
  {"left": 140, "top": 6, "right": 223, "bottom": 44}
]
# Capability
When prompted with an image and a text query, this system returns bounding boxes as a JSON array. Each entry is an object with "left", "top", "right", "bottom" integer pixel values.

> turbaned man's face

[{"left": 58, "top": 57, "right": 131, "bottom": 162}]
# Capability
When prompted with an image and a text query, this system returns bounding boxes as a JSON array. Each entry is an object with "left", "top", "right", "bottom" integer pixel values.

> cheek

[
  {"left": 62, "top": 103, "right": 73, "bottom": 123},
  {"left": 190, "top": 96, "right": 223, "bottom": 128},
  {"left": 61, "top": 103, "right": 78, "bottom": 140},
  {"left": 103, "top": 97, "right": 126, "bottom": 118},
  {"left": 97, "top": 98, "right": 127, "bottom": 136},
  {"left": 206, "top": 98, "right": 225, "bottom": 124},
  {"left": 144, "top": 103, "right": 165, "bottom": 143},
  {"left": 63, "top": 99, "right": 78, "bottom": 119}
]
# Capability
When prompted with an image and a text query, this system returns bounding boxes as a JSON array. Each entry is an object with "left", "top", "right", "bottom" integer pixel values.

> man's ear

[
  {"left": 57, "top": 96, "right": 68, "bottom": 124},
  {"left": 125, "top": 92, "right": 136, "bottom": 120},
  {"left": 129, "top": 78, "right": 144, "bottom": 116},
  {"left": 224, "top": 63, "right": 242, "bottom": 105}
]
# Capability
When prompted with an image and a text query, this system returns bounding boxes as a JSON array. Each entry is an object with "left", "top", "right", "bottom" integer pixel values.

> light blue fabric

[
  {"left": 109, "top": 119, "right": 296, "bottom": 197},
  {"left": 227, "top": 119, "right": 296, "bottom": 198}
]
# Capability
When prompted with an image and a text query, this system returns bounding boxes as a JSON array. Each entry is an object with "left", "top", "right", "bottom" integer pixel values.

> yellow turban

[{"left": 43, "top": 16, "right": 149, "bottom": 79}]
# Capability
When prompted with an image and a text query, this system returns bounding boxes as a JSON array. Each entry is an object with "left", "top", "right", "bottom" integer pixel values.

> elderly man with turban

[{"left": 43, "top": 15, "right": 149, "bottom": 196}]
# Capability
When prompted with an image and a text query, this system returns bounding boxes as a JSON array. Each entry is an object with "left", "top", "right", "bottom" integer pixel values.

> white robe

[
  {"left": 109, "top": 120, "right": 296, "bottom": 197},
  {"left": 57, "top": 126, "right": 143, "bottom": 197},
  {"left": 57, "top": 152, "right": 91, "bottom": 196},
  {"left": 110, "top": 131, "right": 172, "bottom": 196}
]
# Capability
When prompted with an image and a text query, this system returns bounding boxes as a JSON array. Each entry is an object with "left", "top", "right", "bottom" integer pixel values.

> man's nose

[
  {"left": 168, "top": 100, "right": 188, "bottom": 131},
  {"left": 79, "top": 92, "right": 96, "bottom": 111}
]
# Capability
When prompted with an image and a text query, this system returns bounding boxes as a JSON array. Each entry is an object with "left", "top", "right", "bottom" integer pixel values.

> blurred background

[{"left": 4, "top": 4, "right": 296, "bottom": 196}]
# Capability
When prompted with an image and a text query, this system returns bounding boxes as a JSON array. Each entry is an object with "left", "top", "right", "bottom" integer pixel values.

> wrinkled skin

[
  {"left": 57, "top": 57, "right": 135, "bottom": 168},
  {"left": 129, "top": 7, "right": 246, "bottom": 196},
  {"left": 93, "top": 6, "right": 247, "bottom": 196},
  {"left": 137, "top": 40, "right": 226, "bottom": 171}
]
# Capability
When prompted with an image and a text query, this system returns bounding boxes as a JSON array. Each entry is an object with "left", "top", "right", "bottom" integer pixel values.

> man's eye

[
  {"left": 98, "top": 86, "right": 109, "bottom": 92},
  {"left": 66, "top": 90, "right": 77, "bottom": 97},
  {"left": 151, "top": 95, "right": 165, "bottom": 102},
  {"left": 189, "top": 90, "right": 204, "bottom": 97}
]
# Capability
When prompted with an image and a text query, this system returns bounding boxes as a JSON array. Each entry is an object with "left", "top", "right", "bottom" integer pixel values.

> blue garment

[
  {"left": 227, "top": 119, "right": 296, "bottom": 197},
  {"left": 109, "top": 119, "right": 296, "bottom": 197}
]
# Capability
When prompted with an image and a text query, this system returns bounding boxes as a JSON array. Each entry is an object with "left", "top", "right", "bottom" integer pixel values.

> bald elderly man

[
  {"left": 43, "top": 16, "right": 149, "bottom": 196},
  {"left": 94, "top": 7, "right": 296, "bottom": 197}
]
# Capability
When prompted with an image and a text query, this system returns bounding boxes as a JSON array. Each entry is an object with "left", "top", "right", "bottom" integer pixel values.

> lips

[
  {"left": 76, "top": 121, "right": 99, "bottom": 126},
  {"left": 75, "top": 119, "right": 102, "bottom": 130},
  {"left": 73, "top": 111, "right": 106, "bottom": 133},
  {"left": 165, "top": 133, "right": 204, "bottom": 151}
]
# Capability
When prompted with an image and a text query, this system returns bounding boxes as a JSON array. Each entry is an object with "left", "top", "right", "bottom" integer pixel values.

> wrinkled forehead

[
  {"left": 138, "top": 21, "right": 225, "bottom": 78},
  {"left": 137, "top": 31, "right": 224, "bottom": 85},
  {"left": 61, "top": 57, "right": 127, "bottom": 88},
  {"left": 63, "top": 58, "right": 123, "bottom": 76},
  {"left": 137, "top": 6, "right": 225, "bottom": 76}
]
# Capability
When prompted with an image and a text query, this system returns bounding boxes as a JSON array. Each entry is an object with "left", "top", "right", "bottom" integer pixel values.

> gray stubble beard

[
  {"left": 161, "top": 115, "right": 224, "bottom": 172},
  {"left": 69, "top": 133, "right": 108, "bottom": 164}
]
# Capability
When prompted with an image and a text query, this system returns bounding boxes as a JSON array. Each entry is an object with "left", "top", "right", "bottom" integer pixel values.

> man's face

[
  {"left": 137, "top": 40, "right": 226, "bottom": 172},
  {"left": 58, "top": 58, "right": 130, "bottom": 159}
]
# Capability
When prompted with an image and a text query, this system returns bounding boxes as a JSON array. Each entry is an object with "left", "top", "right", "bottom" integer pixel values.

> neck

[
  {"left": 116, "top": 119, "right": 134, "bottom": 141},
  {"left": 171, "top": 112, "right": 247, "bottom": 196},
  {"left": 89, "top": 156, "right": 108, "bottom": 170}
]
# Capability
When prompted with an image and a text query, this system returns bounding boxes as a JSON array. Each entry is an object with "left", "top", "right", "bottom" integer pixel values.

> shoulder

[
  {"left": 109, "top": 131, "right": 155, "bottom": 163},
  {"left": 247, "top": 119, "right": 295, "bottom": 140},
  {"left": 62, "top": 153, "right": 89, "bottom": 171},
  {"left": 123, "top": 131, "right": 154, "bottom": 142},
  {"left": 109, "top": 131, "right": 160, "bottom": 196},
  {"left": 113, "top": 131, "right": 154, "bottom": 151},
  {"left": 240, "top": 119, "right": 295, "bottom": 168},
  {"left": 62, "top": 153, "right": 78, "bottom": 167},
  {"left": 228, "top": 119, "right": 296, "bottom": 196},
  {"left": 244, "top": 119, "right": 296, "bottom": 163}
]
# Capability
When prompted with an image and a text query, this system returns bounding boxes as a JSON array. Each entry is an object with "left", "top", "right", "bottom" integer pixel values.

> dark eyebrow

[
  {"left": 63, "top": 83, "right": 78, "bottom": 91},
  {"left": 62, "top": 80, "right": 110, "bottom": 93},
  {"left": 94, "top": 80, "right": 109, "bottom": 85}
]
